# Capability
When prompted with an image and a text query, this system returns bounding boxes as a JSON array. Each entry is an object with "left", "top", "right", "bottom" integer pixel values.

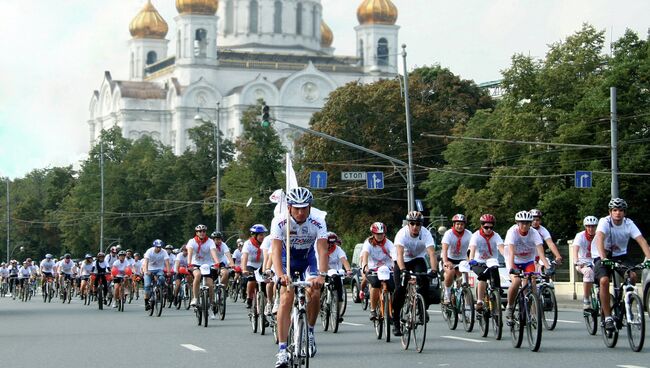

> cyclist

[
  {"left": 40, "top": 254, "right": 56, "bottom": 294},
  {"left": 173, "top": 245, "right": 190, "bottom": 302},
  {"left": 261, "top": 232, "right": 277, "bottom": 315},
  {"left": 79, "top": 254, "right": 94, "bottom": 299},
  {"left": 142, "top": 239, "right": 171, "bottom": 311},
  {"left": 233, "top": 239, "right": 244, "bottom": 266},
  {"left": 593, "top": 198, "right": 650, "bottom": 331},
  {"left": 7, "top": 260, "right": 19, "bottom": 295},
  {"left": 132, "top": 252, "right": 143, "bottom": 299},
  {"left": 105, "top": 246, "right": 119, "bottom": 267},
  {"left": 91, "top": 252, "right": 111, "bottom": 301},
  {"left": 17, "top": 260, "right": 33, "bottom": 293},
  {"left": 318, "top": 232, "right": 351, "bottom": 321},
  {"left": 57, "top": 254, "right": 76, "bottom": 294},
  {"left": 505, "top": 211, "right": 551, "bottom": 323},
  {"left": 111, "top": 250, "right": 133, "bottom": 307},
  {"left": 211, "top": 231, "right": 235, "bottom": 290},
  {"left": 0, "top": 263, "right": 9, "bottom": 294},
  {"left": 468, "top": 214, "right": 505, "bottom": 311},
  {"left": 186, "top": 224, "right": 220, "bottom": 319},
  {"left": 530, "top": 209, "right": 563, "bottom": 264},
  {"left": 441, "top": 214, "right": 472, "bottom": 305},
  {"left": 270, "top": 187, "right": 328, "bottom": 367},
  {"left": 572, "top": 216, "right": 598, "bottom": 310},
  {"left": 165, "top": 244, "right": 176, "bottom": 272},
  {"left": 242, "top": 224, "right": 267, "bottom": 309},
  {"left": 361, "top": 222, "right": 395, "bottom": 321},
  {"left": 393, "top": 211, "right": 438, "bottom": 336}
]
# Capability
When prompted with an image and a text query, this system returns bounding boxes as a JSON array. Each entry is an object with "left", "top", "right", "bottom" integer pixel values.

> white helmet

[
  {"left": 514, "top": 211, "right": 533, "bottom": 222},
  {"left": 583, "top": 216, "right": 598, "bottom": 226}
]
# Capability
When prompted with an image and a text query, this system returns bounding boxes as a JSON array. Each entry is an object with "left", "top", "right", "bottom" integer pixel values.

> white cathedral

[{"left": 88, "top": 0, "right": 400, "bottom": 153}]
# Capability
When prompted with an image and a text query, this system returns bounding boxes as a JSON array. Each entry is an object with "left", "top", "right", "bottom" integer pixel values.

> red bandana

[
  {"left": 249, "top": 237, "right": 261, "bottom": 262},
  {"left": 584, "top": 232, "right": 594, "bottom": 258},
  {"left": 479, "top": 227, "right": 494, "bottom": 256},
  {"left": 452, "top": 228, "right": 464, "bottom": 253},
  {"left": 194, "top": 235, "right": 208, "bottom": 255}
]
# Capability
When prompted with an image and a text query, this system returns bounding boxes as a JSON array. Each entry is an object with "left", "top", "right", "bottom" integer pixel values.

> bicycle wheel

[
  {"left": 540, "top": 286, "right": 558, "bottom": 331},
  {"left": 320, "top": 290, "right": 330, "bottom": 332},
  {"left": 490, "top": 290, "right": 503, "bottom": 340},
  {"left": 413, "top": 293, "right": 427, "bottom": 353},
  {"left": 251, "top": 293, "right": 259, "bottom": 333},
  {"left": 195, "top": 292, "right": 202, "bottom": 325},
  {"left": 626, "top": 293, "right": 645, "bottom": 352},
  {"left": 340, "top": 283, "right": 348, "bottom": 317},
  {"left": 602, "top": 294, "right": 619, "bottom": 348},
  {"left": 259, "top": 292, "right": 267, "bottom": 335},
  {"left": 331, "top": 290, "right": 341, "bottom": 334},
  {"left": 43, "top": 283, "right": 48, "bottom": 303},
  {"left": 155, "top": 287, "right": 164, "bottom": 317},
  {"left": 461, "top": 287, "right": 475, "bottom": 332},
  {"left": 374, "top": 307, "right": 383, "bottom": 340},
  {"left": 298, "top": 313, "right": 310, "bottom": 368},
  {"left": 232, "top": 280, "right": 239, "bottom": 302},
  {"left": 478, "top": 297, "right": 489, "bottom": 337},
  {"left": 584, "top": 306, "right": 598, "bottom": 336},
  {"left": 128, "top": 282, "right": 134, "bottom": 304},
  {"left": 400, "top": 300, "right": 412, "bottom": 350},
  {"left": 219, "top": 287, "right": 227, "bottom": 320},
  {"left": 48, "top": 284, "right": 54, "bottom": 302},
  {"left": 525, "top": 291, "right": 543, "bottom": 352},
  {"left": 511, "top": 291, "right": 523, "bottom": 348},
  {"left": 383, "top": 292, "right": 391, "bottom": 342},
  {"left": 98, "top": 286, "right": 104, "bottom": 310},
  {"left": 183, "top": 283, "right": 191, "bottom": 310},
  {"left": 201, "top": 290, "right": 208, "bottom": 327},
  {"left": 442, "top": 298, "right": 458, "bottom": 330},
  {"left": 362, "top": 285, "right": 369, "bottom": 311},
  {"left": 67, "top": 283, "right": 73, "bottom": 304}
]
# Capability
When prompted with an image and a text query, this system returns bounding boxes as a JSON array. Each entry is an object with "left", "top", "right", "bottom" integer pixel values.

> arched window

[
  {"left": 195, "top": 28, "right": 208, "bottom": 57},
  {"left": 225, "top": 0, "right": 234, "bottom": 34},
  {"left": 311, "top": 6, "right": 318, "bottom": 37},
  {"left": 296, "top": 3, "right": 303, "bottom": 35},
  {"left": 274, "top": 1, "right": 282, "bottom": 33},
  {"left": 377, "top": 38, "right": 389, "bottom": 66},
  {"left": 359, "top": 40, "right": 364, "bottom": 65},
  {"left": 146, "top": 51, "right": 158, "bottom": 65},
  {"left": 249, "top": 0, "right": 259, "bottom": 33}
]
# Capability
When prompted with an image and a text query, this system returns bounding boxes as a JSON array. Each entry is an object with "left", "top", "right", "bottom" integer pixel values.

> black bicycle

[
  {"left": 476, "top": 264, "right": 504, "bottom": 340},
  {"left": 510, "top": 270, "right": 543, "bottom": 352}
]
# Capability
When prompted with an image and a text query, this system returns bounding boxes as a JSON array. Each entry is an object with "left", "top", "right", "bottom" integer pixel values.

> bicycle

[
  {"left": 400, "top": 271, "right": 430, "bottom": 353},
  {"left": 441, "top": 262, "right": 475, "bottom": 332},
  {"left": 249, "top": 270, "right": 267, "bottom": 334},
  {"left": 366, "top": 267, "right": 393, "bottom": 342},
  {"left": 600, "top": 261, "right": 648, "bottom": 352},
  {"left": 60, "top": 277, "right": 73, "bottom": 304},
  {"left": 287, "top": 276, "right": 311, "bottom": 368},
  {"left": 320, "top": 269, "right": 345, "bottom": 334},
  {"left": 509, "top": 270, "right": 543, "bottom": 352},
  {"left": 537, "top": 261, "right": 558, "bottom": 331},
  {"left": 91, "top": 274, "right": 107, "bottom": 310},
  {"left": 584, "top": 281, "right": 600, "bottom": 336},
  {"left": 0, "top": 279, "right": 7, "bottom": 297},
  {"left": 146, "top": 272, "right": 165, "bottom": 317},
  {"left": 475, "top": 260, "right": 504, "bottom": 340},
  {"left": 194, "top": 265, "right": 212, "bottom": 326},
  {"left": 213, "top": 267, "right": 228, "bottom": 321},
  {"left": 43, "top": 276, "right": 55, "bottom": 303}
]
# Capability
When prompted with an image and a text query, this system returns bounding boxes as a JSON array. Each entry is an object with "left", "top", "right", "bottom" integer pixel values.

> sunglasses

[
  {"left": 408, "top": 221, "right": 422, "bottom": 226},
  {"left": 482, "top": 226, "right": 494, "bottom": 230},
  {"left": 197, "top": 230, "right": 206, "bottom": 233}
]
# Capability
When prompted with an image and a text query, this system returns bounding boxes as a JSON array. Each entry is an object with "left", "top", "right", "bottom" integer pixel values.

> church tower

[
  {"left": 355, "top": 0, "right": 399, "bottom": 74},
  {"left": 128, "top": 0, "right": 169, "bottom": 80},
  {"left": 174, "top": 0, "right": 219, "bottom": 65}
]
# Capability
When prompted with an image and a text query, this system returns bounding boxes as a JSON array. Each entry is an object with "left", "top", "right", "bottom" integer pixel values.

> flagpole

[{"left": 285, "top": 153, "right": 291, "bottom": 279}]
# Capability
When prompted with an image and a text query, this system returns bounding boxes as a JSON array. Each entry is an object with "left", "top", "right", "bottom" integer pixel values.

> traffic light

[{"left": 261, "top": 104, "right": 270, "bottom": 127}]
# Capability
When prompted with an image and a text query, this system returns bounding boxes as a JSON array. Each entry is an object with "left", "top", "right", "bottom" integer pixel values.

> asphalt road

[{"left": 1, "top": 290, "right": 648, "bottom": 368}]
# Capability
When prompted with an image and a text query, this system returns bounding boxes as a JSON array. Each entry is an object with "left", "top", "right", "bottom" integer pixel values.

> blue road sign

[
  {"left": 415, "top": 199, "right": 424, "bottom": 212},
  {"left": 366, "top": 171, "right": 384, "bottom": 190},
  {"left": 575, "top": 171, "right": 592, "bottom": 189},
  {"left": 309, "top": 171, "right": 327, "bottom": 189}
]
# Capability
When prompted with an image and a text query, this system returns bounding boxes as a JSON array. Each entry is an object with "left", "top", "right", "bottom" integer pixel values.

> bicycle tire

[
  {"left": 585, "top": 308, "right": 598, "bottom": 336},
  {"left": 540, "top": 286, "right": 558, "bottom": 331},
  {"left": 626, "top": 293, "right": 645, "bottom": 352},
  {"left": 219, "top": 287, "right": 227, "bottom": 320},
  {"left": 298, "top": 312, "right": 310, "bottom": 368},
  {"left": 384, "top": 292, "right": 391, "bottom": 342},
  {"left": 320, "top": 290, "right": 330, "bottom": 332},
  {"left": 374, "top": 311, "right": 383, "bottom": 340},
  {"left": 48, "top": 284, "right": 54, "bottom": 303},
  {"left": 331, "top": 290, "right": 341, "bottom": 334},
  {"left": 443, "top": 296, "right": 458, "bottom": 330},
  {"left": 251, "top": 291, "right": 259, "bottom": 333},
  {"left": 340, "top": 283, "right": 348, "bottom": 317},
  {"left": 183, "top": 283, "right": 191, "bottom": 310},
  {"left": 67, "top": 282, "right": 73, "bottom": 304},
  {"left": 362, "top": 285, "right": 369, "bottom": 311},
  {"left": 400, "top": 300, "right": 411, "bottom": 350},
  {"left": 202, "top": 289, "right": 208, "bottom": 327},
  {"left": 478, "top": 296, "right": 489, "bottom": 338},
  {"left": 232, "top": 280, "right": 239, "bottom": 302},
  {"left": 461, "top": 287, "right": 475, "bottom": 332},
  {"left": 98, "top": 286, "right": 104, "bottom": 310},
  {"left": 490, "top": 290, "right": 503, "bottom": 340},
  {"left": 43, "top": 283, "right": 48, "bottom": 303},
  {"left": 156, "top": 287, "right": 164, "bottom": 317},
  {"left": 602, "top": 294, "right": 619, "bottom": 348},
  {"left": 525, "top": 291, "right": 543, "bottom": 351},
  {"left": 413, "top": 293, "right": 427, "bottom": 353},
  {"left": 259, "top": 292, "right": 267, "bottom": 335},
  {"left": 511, "top": 290, "right": 523, "bottom": 348},
  {"left": 351, "top": 281, "right": 360, "bottom": 303}
]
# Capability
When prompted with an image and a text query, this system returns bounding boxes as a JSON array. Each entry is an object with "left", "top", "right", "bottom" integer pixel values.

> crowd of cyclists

[{"left": 1, "top": 188, "right": 650, "bottom": 365}]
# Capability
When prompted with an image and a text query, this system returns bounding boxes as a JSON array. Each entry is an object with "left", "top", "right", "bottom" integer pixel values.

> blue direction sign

[
  {"left": 309, "top": 171, "right": 327, "bottom": 189},
  {"left": 415, "top": 199, "right": 424, "bottom": 212},
  {"left": 366, "top": 171, "right": 384, "bottom": 190},
  {"left": 575, "top": 171, "right": 592, "bottom": 189}
]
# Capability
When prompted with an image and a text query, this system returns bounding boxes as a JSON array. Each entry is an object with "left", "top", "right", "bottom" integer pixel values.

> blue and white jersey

[{"left": 269, "top": 214, "right": 328, "bottom": 266}]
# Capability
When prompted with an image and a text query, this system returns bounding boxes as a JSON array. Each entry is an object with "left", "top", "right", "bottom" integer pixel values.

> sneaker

[
  {"left": 604, "top": 317, "right": 615, "bottom": 332},
  {"left": 144, "top": 300, "right": 150, "bottom": 311},
  {"left": 210, "top": 310, "right": 216, "bottom": 320},
  {"left": 505, "top": 307, "right": 513, "bottom": 325},
  {"left": 358, "top": 290, "right": 365, "bottom": 300},
  {"left": 392, "top": 319, "right": 403, "bottom": 336},
  {"left": 443, "top": 295, "right": 451, "bottom": 305},
  {"left": 369, "top": 309, "right": 378, "bottom": 321},
  {"left": 113, "top": 304, "right": 118, "bottom": 308},
  {"left": 265, "top": 302, "right": 273, "bottom": 316},
  {"left": 190, "top": 298, "right": 197, "bottom": 307},
  {"left": 275, "top": 350, "right": 289, "bottom": 368},
  {"left": 308, "top": 332, "right": 317, "bottom": 357}
]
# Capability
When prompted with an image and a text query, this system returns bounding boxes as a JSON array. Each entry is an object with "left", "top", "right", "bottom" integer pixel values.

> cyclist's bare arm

[{"left": 396, "top": 245, "right": 406, "bottom": 270}]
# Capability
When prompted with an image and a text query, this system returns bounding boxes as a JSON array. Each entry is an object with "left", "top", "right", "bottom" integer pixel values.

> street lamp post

[
  {"left": 195, "top": 107, "right": 222, "bottom": 233},
  {"left": 402, "top": 44, "right": 416, "bottom": 212},
  {"left": 6, "top": 179, "right": 9, "bottom": 263}
]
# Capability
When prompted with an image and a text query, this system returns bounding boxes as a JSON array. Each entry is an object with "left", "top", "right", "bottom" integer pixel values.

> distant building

[
  {"left": 88, "top": 0, "right": 401, "bottom": 153},
  {"left": 478, "top": 79, "right": 504, "bottom": 99}
]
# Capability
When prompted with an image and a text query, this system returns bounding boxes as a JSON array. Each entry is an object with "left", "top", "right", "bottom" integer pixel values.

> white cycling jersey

[
  {"left": 441, "top": 228, "right": 472, "bottom": 260},
  {"left": 133, "top": 260, "right": 143, "bottom": 275},
  {"left": 186, "top": 237, "right": 216, "bottom": 266},
  {"left": 469, "top": 230, "right": 504, "bottom": 263},
  {"left": 243, "top": 238, "right": 264, "bottom": 269},
  {"left": 232, "top": 249, "right": 242, "bottom": 266},
  {"left": 214, "top": 241, "right": 231, "bottom": 265},
  {"left": 58, "top": 259, "right": 75, "bottom": 275},
  {"left": 143, "top": 248, "right": 170, "bottom": 271},
  {"left": 361, "top": 238, "right": 395, "bottom": 270},
  {"left": 79, "top": 261, "right": 94, "bottom": 277},
  {"left": 572, "top": 230, "right": 594, "bottom": 265},
  {"left": 174, "top": 254, "right": 188, "bottom": 272},
  {"left": 18, "top": 266, "right": 32, "bottom": 278},
  {"left": 504, "top": 225, "right": 543, "bottom": 264},
  {"left": 40, "top": 259, "right": 56, "bottom": 273},
  {"left": 317, "top": 245, "right": 347, "bottom": 271},
  {"left": 393, "top": 226, "right": 435, "bottom": 263},
  {"left": 532, "top": 225, "right": 552, "bottom": 241},
  {"left": 112, "top": 259, "right": 131, "bottom": 276},
  {"left": 592, "top": 215, "right": 642, "bottom": 258}
]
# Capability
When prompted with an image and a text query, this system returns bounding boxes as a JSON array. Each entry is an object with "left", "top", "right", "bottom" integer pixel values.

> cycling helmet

[
  {"left": 249, "top": 224, "right": 268, "bottom": 234},
  {"left": 64, "top": 253, "right": 71, "bottom": 259},
  {"left": 529, "top": 209, "right": 543, "bottom": 218},
  {"left": 84, "top": 254, "right": 93, "bottom": 259},
  {"left": 286, "top": 187, "right": 313, "bottom": 208},
  {"left": 195, "top": 224, "right": 208, "bottom": 232},
  {"left": 97, "top": 252, "right": 105, "bottom": 257},
  {"left": 118, "top": 250, "right": 126, "bottom": 256},
  {"left": 608, "top": 197, "right": 628, "bottom": 210},
  {"left": 405, "top": 211, "right": 424, "bottom": 222},
  {"left": 110, "top": 246, "right": 117, "bottom": 253},
  {"left": 327, "top": 232, "right": 341, "bottom": 245},
  {"left": 45, "top": 254, "right": 53, "bottom": 259},
  {"left": 211, "top": 231, "right": 224, "bottom": 239},
  {"left": 165, "top": 245, "right": 173, "bottom": 250},
  {"left": 583, "top": 216, "right": 599, "bottom": 226},
  {"left": 173, "top": 248, "right": 180, "bottom": 255},
  {"left": 370, "top": 222, "right": 386, "bottom": 234},
  {"left": 451, "top": 214, "right": 466, "bottom": 223},
  {"left": 134, "top": 252, "right": 141, "bottom": 257},
  {"left": 514, "top": 211, "right": 533, "bottom": 222},
  {"left": 152, "top": 239, "right": 164, "bottom": 248},
  {"left": 479, "top": 214, "right": 496, "bottom": 225},
  {"left": 236, "top": 238, "right": 244, "bottom": 246},
  {"left": 126, "top": 249, "right": 133, "bottom": 253}
]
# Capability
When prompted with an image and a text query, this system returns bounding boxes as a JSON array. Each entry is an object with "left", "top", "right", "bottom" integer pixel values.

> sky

[{"left": 0, "top": 0, "right": 648, "bottom": 179}]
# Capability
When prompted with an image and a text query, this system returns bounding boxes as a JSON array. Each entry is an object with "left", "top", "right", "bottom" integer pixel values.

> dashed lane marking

[{"left": 181, "top": 344, "right": 206, "bottom": 352}]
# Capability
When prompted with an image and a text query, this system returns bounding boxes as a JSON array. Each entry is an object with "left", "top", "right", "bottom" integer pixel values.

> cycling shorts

[{"left": 514, "top": 261, "right": 535, "bottom": 273}]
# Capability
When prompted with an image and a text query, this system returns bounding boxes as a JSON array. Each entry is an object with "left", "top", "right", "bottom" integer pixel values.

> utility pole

[
  {"left": 610, "top": 87, "right": 619, "bottom": 198},
  {"left": 5, "top": 179, "right": 9, "bottom": 263},
  {"left": 215, "top": 102, "right": 222, "bottom": 232},
  {"left": 402, "top": 44, "right": 416, "bottom": 212},
  {"left": 100, "top": 139, "right": 105, "bottom": 253}
]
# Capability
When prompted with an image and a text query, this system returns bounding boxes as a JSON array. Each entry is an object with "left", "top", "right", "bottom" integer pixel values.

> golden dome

[
  {"left": 320, "top": 21, "right": 333, "bottom": 48},
  {"left": 176, "top": 0, "right": 219, "bottom": 15},
  {"left": 357, "top": 0, "right": 398, "bottom": 25},
  {"left": 129, "top": 0, "right": 168, "bottom": 39}
]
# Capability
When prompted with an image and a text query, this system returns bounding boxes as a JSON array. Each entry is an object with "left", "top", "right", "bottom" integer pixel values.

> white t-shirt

[
  {"left": 186, "top": 237, "right": 217, "bottom": 266},
  {"left": 133, "top": 260, "right": 143, "bottom": 275},
  {"left": 167, "top": 253, "right": 176, "bottom": 271},
  {"left": 143, "top": 248, "right": 170, "bottom": 271},
  {"left": 572, "top": 230, "right": 594, "bottom": 264},
  {"left": 361, "top": 238, "right": 395, "bottom": 270},
  {"left": 469, "top": 230, "right": 504, "bottom": 263},
  {"left": 593, "top": 216, "right": 642, "bottom": 258},
  {"left": 243, "top": 239, "right": 264, "bottom": 269},
  {"left": 261, "top": 236, "right": 272, "bottom": 254},
  {"left": 393, "top": 226, "right": 435, "bottom": 262},
  {"left": 504, "top": 225, "right": 543, "bottom": 264},
  {"left": 18, "top": 266, "right": 32, "bottom": 278},
  {"left": 40, "top": 259, "right": 55, "bottom": 273},
  {"left": 80, "top": 261, "right": 94, "bottom": 276},
  {"left": 441, "top": 228, "right": 473, "bottom": 260},
  {"left": 112, "top": 259, "right": 130, "bottom": 276},
  {"left": 532, "top": 225, "right": 552, "bottom": 241},
  {"left": 317, "top": 245, "right": 347, "bottom": 271},
  {"left": 214, "top": 241, "right": 231, "bottom": 264},
  {"left": 174, "top": 253, "right": 189, "bottom": 272},
  {"left": 58, "top": 259, "right": 75, "bottom": 274},
  {"left": 232, "top": 249, "right": 242, "bottom": 266},
  {"left": 0, "top": 267, "right": 9, "bottom": 277}
]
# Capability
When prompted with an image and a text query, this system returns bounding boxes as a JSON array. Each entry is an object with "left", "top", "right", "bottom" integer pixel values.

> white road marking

[
  {"left": 440, "top": 336, "right": 488, "bottom": 343},
  {"left": 341, "top": 321, "right": 364, "bottom": 326},
  {"left": 438, "top": 364, "right": 450, "bottom": 367},
  {"left": 181, "top": 344, "right": 206, "bottom": 352},
  {"left": 551, "top": 319, "right": 581, "bottom": 324},
  {"left": 617, "top": 365, "right": 648, "bottom": 368},
  {"left": 427, "top": 310, "right": 442, "bottom": 314}
]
